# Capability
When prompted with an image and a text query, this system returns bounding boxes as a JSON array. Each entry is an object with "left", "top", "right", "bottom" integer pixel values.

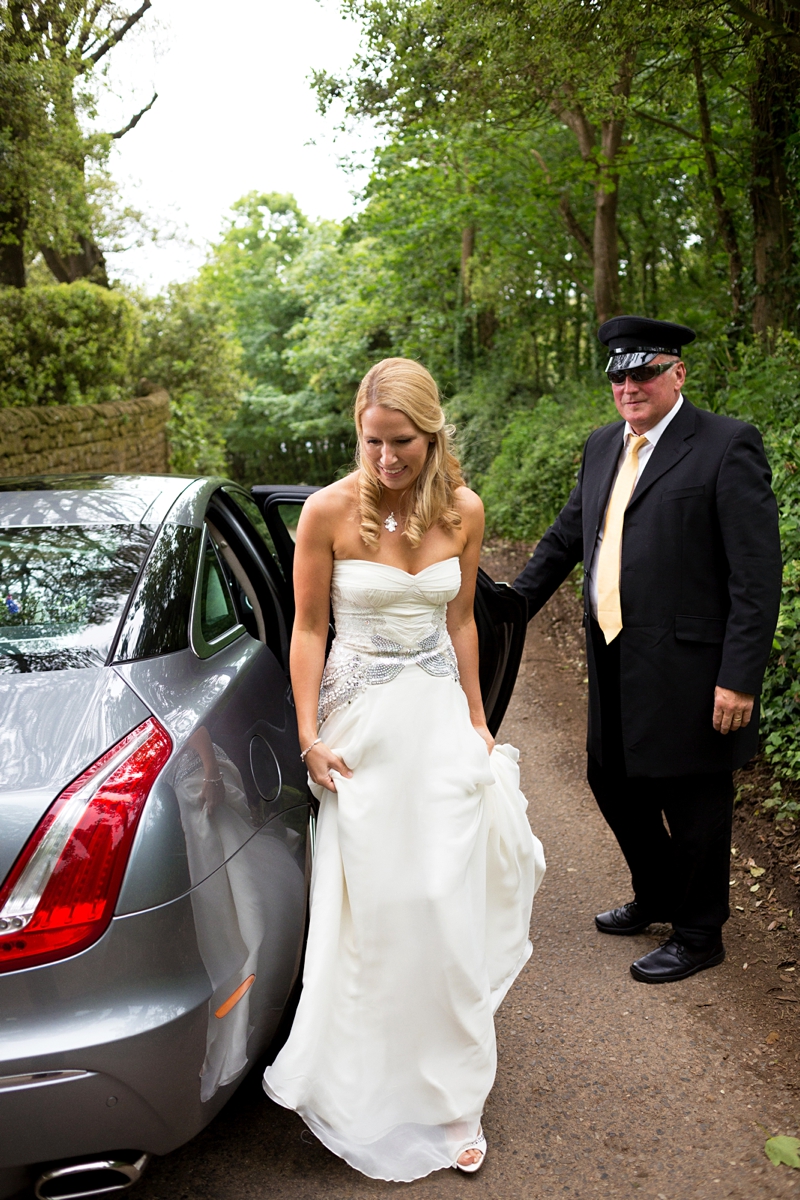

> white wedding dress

[{"left": 263, "top": 557, "right": 545, "bottom": 1182}]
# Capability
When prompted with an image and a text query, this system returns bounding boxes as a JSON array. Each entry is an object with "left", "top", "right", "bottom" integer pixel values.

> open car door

[{"left": 251, "top": 485, "right": 528, "bottom": 735}]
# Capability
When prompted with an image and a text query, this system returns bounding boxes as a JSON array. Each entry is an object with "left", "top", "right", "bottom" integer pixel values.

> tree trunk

[
  {"left": 455, "top": 225, "right": 476, "bottom": 383},
  {"left": 460, "top": 224, "right": 475, "bottom": 305},
  {"left": 593, "top": 167, "right": 622, "bottom": 325},
  {"left": 0, "top": 204, "right": 27, "bottom": 287},
  {"left": 477, "top": 308, "right": 499, "bottom": 350},
  {"left": 749, "top": 1, "right": 799, "bottom": 336},
  {"left": 555, "top": 55, "right": 631, "bottom": 327},
  {"left": 692, "top": 46, "right": 744, "bottom": 321},
  {"left": 573, "top": 290, "right": 583, "bottom": 379},
  {"left": 41, "top": 235, "right": 110, "bottom": 286}
]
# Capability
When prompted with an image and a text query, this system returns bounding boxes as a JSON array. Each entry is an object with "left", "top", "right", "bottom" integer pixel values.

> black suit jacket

[{"left": 513, "top": 400, "right": 782, "bottom": 777}]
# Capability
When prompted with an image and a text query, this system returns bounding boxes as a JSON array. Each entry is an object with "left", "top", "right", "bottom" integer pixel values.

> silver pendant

[{"left": 383, "top": 512, "right": 398, "bottom": 532}]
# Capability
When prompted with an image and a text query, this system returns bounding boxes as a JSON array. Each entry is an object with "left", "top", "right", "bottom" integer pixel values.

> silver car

[{"left": 0, "top": 474, "right": 527, "bottom": 1200}]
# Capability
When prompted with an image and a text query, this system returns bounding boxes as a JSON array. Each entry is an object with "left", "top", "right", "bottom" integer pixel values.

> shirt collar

[{"left": 623, "top": 394, "right": 684, "bottom": 447}]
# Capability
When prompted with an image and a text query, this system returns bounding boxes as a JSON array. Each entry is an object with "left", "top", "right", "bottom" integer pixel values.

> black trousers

[{"left": 587, "top": 619, "right": 734, "bottom": 949}]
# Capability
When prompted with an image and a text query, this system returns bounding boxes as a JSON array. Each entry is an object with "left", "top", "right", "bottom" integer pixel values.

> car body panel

[
  {"left": 0, "top": 1069, "right": 173, "bottom": 1165},
  {"left": 0, "top": 668, "right": 150, "bottom": 881},
  {"left": 474, "top": 567, "right": 528, "bottom": 736},
  {"left": 116, "top": 638, "right": 308, "bottom": 911},
  {"left": 0, "top": 474, "right": 195, "bottom": 529},
  {"left": 161, "top": 478, "right": 229, "bottom": 530}
]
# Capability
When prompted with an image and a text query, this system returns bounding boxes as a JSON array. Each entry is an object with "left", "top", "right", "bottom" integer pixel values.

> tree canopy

[{"left": 0, "top": 0, "right": 156, "bottom": 287}]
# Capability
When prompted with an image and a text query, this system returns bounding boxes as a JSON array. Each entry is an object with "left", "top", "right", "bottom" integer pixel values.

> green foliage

[
  {"left": 764, "top": 1137, "right": 800, "bottom": 1169},
  {"left": 760, "top": 463, "right": 800, "bottom": 788},
  {"left": 324, "top": 0, "right": 799, "bottom": 335},
  {"left": 478, "top": 388, "right": 617, "bottom": 541},
  {"left": 0, "top": 282, "right": 139, "bottom": 406},
  {"left": 137, "top": 281, "right": 246, "bottom": 476},
  {"left": 225, "top": 389, "right": 354, "bottom": 487},
  {"left": 199, "top": 193, "right": 308, "bottom": 392},
  {"left": 707, "top": 338, "right": 800, "bottom": 791}
]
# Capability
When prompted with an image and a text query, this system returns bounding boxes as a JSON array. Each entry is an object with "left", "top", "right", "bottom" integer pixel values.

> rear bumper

[
  {"left": 0, "top": 1069, "right": 168, "bottom": 1164},
  {"left": 0, "top": 895, "right": 218, "bottom": 1168},
  {"left": 0, "top": 810, "right": 308, "bottom": 1173}
]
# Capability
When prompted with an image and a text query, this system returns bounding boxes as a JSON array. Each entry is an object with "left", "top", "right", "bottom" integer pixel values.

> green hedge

[
  {"left": 0, "top": 283, "right": 140, "bottom": 407},
  {"left": 716, "top": 341, "right": 800, "bottom": 816},
  {"left": 480, "top": 388, "right": 617, "bottom": 541}
]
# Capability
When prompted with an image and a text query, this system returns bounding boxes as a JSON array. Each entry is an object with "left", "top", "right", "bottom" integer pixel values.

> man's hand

[{"left": 713, "top": 687, "right": 755, "bottom": 735}]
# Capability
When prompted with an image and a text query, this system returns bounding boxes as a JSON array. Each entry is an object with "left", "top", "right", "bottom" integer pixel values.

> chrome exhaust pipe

[{"left": 34, "top": 1153, "right": 149, "bottom": 1200}]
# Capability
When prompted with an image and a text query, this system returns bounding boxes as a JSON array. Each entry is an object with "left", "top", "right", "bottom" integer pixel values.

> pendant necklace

[{"left": 383, "top": 512, "right": 398, "bottom": 532}]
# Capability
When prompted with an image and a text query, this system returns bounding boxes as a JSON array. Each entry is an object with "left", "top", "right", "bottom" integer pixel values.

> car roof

[{"left": 0, "top": 473, "right": 198, "bottom": 528}]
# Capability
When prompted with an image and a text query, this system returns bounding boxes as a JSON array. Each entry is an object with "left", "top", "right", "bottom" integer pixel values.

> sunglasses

[{"left": 607, "top": 361, "right": 679, "bottom": 386}]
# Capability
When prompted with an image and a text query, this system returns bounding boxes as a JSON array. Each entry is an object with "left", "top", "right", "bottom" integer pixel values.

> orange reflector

[{"left": 215, "top": 974, "right": 255, "bottom": 1019}]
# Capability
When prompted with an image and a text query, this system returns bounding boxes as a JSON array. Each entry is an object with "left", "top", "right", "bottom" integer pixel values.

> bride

[{"left": 263, "top": 357, "right": 545, "bottom": 1181}]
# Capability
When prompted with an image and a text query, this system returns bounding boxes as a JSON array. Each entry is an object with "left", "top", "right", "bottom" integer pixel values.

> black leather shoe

[
  {"left": 630, "top": 937, "right": 725, "bottom": 984},
  {"left": 594, "top": 901, "right": 655, "bottom": 936}
]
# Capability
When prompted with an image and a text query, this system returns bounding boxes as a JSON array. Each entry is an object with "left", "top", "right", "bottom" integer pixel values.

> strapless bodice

[{"left": 318, "top": 557, "right": 462, "bottom": 725}]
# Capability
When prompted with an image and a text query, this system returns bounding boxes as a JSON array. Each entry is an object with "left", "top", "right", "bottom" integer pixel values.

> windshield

[{"left": 0, "top": 524, "right": 154, "bottom": 673}]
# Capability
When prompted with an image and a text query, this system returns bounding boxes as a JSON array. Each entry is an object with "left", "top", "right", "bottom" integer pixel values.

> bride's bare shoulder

[
  {"left": 454, "top": 484, "right": 485, "bottom": 523},
  {"left": 302, "top": 472, "right": 359, "bottom": 526}
]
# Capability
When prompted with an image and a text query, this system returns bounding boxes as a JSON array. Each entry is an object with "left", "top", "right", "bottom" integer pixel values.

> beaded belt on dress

[{"left": 318, "top": 627, "right": 459, "bottom": 726}]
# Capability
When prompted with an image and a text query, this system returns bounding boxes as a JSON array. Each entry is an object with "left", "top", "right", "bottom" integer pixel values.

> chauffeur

[{"left": 513, "top": 316, "right": 782, "bottom": 983}]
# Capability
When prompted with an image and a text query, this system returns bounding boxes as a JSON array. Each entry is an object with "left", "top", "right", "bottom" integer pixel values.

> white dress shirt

[{"left": 588, "top": 395, "right": 684, "bottom": 620}]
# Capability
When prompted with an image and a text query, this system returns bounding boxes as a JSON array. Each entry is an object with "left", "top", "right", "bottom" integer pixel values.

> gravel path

[{"left": 135, "top": 552, "right": 800, "bottom": 1200}]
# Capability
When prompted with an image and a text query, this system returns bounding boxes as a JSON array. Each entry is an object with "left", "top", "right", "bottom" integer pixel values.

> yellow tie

[{"left": 596, "top": 434, "right": 649, "bottom": 644}]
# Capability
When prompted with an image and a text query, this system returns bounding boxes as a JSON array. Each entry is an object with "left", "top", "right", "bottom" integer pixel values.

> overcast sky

[{"left": 96, "top": 0, "right": 373, "bottom": 291}]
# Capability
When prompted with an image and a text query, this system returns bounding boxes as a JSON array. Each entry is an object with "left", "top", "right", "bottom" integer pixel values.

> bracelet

[
  {"left": 203, "top": 777, "right": 223, "bottom": 785},
  {"left": 300, "top": 737, "right": 322, "bottom": 763}
]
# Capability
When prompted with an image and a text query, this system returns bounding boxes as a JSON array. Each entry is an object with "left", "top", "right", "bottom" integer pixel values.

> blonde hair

[{"left": 354, "top": 358, "right": 464, "bottom": 549}]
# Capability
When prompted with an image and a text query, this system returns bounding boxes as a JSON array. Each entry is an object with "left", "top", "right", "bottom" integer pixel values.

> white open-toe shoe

[{"left": 454, "top": 1126, "right": 487, "bottom": 1173}]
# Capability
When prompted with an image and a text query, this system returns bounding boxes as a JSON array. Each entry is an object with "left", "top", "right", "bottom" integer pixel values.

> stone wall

[{"left": 0, "top": 390, "right": 170, "bottom": 478}]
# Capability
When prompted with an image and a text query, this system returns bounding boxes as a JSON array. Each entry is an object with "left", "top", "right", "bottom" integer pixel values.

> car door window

[
  {"left": 250, "top": 486, "right": 318, "bottom": 585},
  {"left": 113, "top": 525, "right": 201, "bottom": 663},
  {"left": 208, "top": 490, "right": 291, "bottom": 668},
  {"left": 191, "top": 530, "right": 245, "bottom": 658},
  {"left": 201, "top": 535, "right": 237, "bottom": 640},
  {"left": 207, "top": 517, "right": 265, "bottom": 642},
  {"left": 276, "top": 504, "right": 301, "bottom": 544}
]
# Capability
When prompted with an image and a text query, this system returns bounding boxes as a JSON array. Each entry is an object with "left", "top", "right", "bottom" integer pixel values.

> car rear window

[{"left": 0, "top": 524, "right": 154, "bottom": 673}]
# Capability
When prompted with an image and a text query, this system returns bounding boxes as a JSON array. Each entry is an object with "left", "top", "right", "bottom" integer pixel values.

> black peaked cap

[{"left": 598, "top": 315, "right": 696, "bottom": 372}]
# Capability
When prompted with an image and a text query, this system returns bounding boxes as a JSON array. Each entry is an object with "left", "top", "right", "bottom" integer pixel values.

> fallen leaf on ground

[
  {"left": 750, "top": 866, "right": 766, "bottom": 877},
  {"left": 764, "top": 1136, "right": 800, "bottom": 1168},
  {"left": 766, "top": 1031, "right": 780, "bottom": 1045}
]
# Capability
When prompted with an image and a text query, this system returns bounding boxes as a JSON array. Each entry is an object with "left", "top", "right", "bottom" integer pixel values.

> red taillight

[{"left": 0, "top": 718, "right": 171, "bottom": 973}]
